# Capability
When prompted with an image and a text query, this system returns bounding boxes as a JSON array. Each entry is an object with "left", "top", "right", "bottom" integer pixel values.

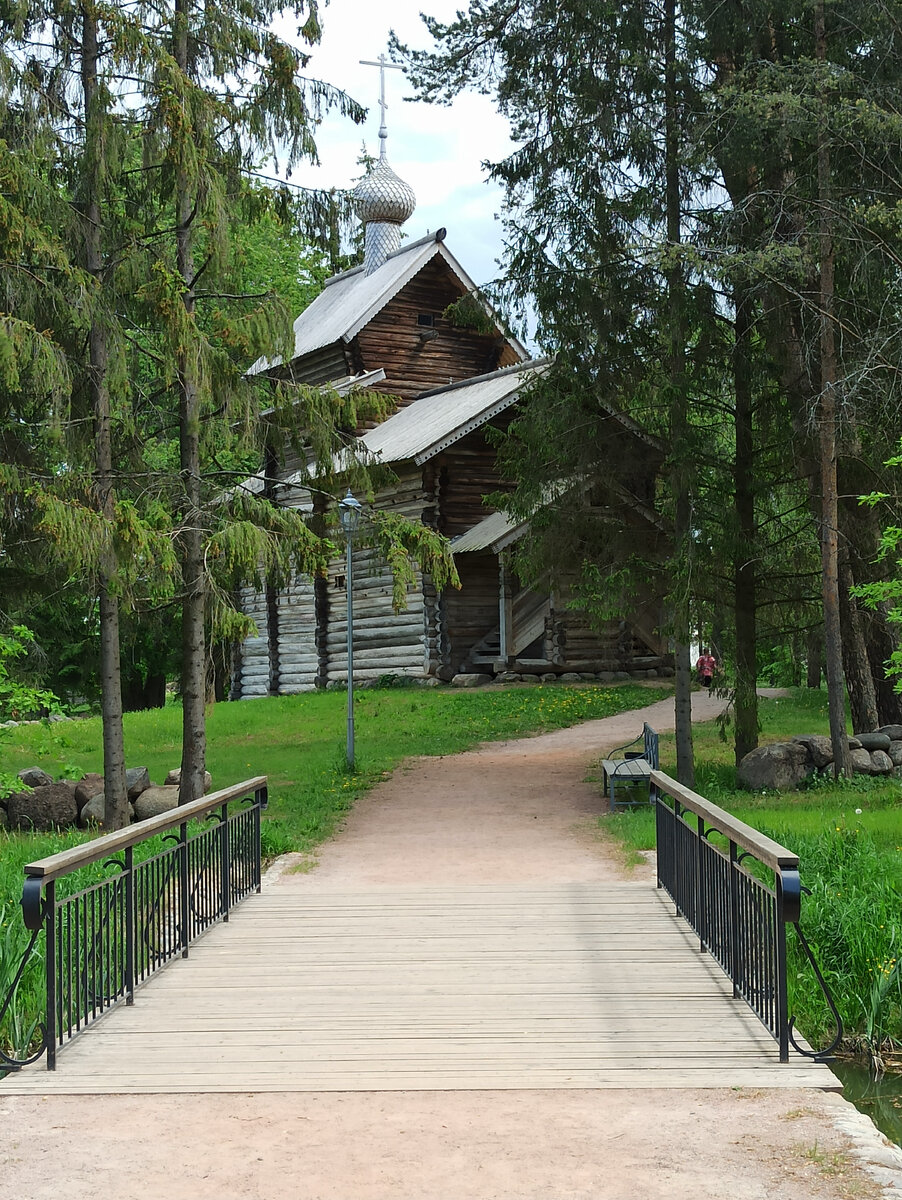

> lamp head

[{"left": 339, "top": 488, "right": 362, "bottom": 536}]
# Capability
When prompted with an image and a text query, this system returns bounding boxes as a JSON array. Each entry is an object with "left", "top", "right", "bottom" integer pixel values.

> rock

[
  {"left": 450, "top": 673, "right": 492, "bottom": 688},
  {"left": 435, "top": 666, "right": 456, "bottom": 683},
  {"left": 737, "top": 742, "right": 813, "bottom": 792},
  {"left": 560, "top": 673, "right": 583, "bottom": 683},
  {"left": 126, "top": 767, "right": 151, "bottom": 800},
  {"left": 133, "top": 786, "right": 181, "bottom": 821},
  {"left": 871, "top": 750, "right": 894, "bottom": 774},
  {"left": 0, "top": 807, "right": 6, "bottom": 829},
  {"left": 540, "top": 673, "right": 557, "bottom": 683},
  {"left": 660, "top": 666, "right": 675, "bottom": 677},
  {"left": 615, "top": 671, "right": 631, "bottom": 681},
  {"left": 854, "top": 732, "right": 892, "bottom": 752},
  {"left": 518, "top": 675, "right": 539, "bottom": 685},
  {"left": 878, "top": 725, "right": 902, "bottom": 742},
  {"left": 847, "top": 737, "right": 862, "bottom": 749},
  {"left": 74, "top": 773, "right": 104, "bottom": 813},
  {"left": 47, "top": 712, "right": 68, "bottom": 722},
  {"left": 850, "top": 748, "right": 875, "bottom": 774},
  {"left": 7, "top": 782, "right": 78, "bottom": 831},
  {"left": 78, "top": 794, "right": 135, "bottom": 827},
  {"left": 17, "top": 767, "right": 53, "bottom": 789},
  {"left": 420, "top": 677, "right": 441, "bottom": 687},
  {"left": 888, "top": 740, "right": 902, "bottom": 767},
  {"left": 163, "top": 768, "right": 213, "bottom": 794},
  {"left": 792, "top": 735, "right": 834, "bottom": 769},
  {"left": 597, "top": 671, "right": 616, "bottom": 683},
  {"left": 498, "top": 672, "right": 521, "bottom": 684},
  {"left": 579, "top": 673, "right": 596, "bottom": 682},
  {"left": 630, "top": 671, "right": 646, "bottom": 679},
  {"left": 646, "top": 669, "right": 658, "bottom": 678}
]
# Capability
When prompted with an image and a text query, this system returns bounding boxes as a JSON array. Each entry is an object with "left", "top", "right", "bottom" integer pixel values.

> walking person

[{"left": 696, "top": 647, "right": 717, "bottom": 689}]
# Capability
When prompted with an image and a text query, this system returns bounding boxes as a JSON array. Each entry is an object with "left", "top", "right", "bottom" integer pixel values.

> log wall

[{"left": 353, "top": 258, "right": 522, "bottom": 406}]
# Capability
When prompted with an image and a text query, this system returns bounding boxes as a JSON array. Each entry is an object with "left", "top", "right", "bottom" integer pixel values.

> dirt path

[{"left": 2, "top": 686, "right": 901, "bottom": 1200}]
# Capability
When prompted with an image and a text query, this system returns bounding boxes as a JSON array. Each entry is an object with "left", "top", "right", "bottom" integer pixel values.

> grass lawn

[{"left": 602, "top": 687, "right": 902, "bottom": 1059}]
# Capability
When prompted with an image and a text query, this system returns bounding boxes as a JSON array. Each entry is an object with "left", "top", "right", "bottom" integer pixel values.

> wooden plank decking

[{"left": 1, "top": 881, "right": 838, "bottom": 1094}]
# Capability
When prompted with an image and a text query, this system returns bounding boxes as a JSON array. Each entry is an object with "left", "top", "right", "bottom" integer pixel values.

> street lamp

[{"left": 338, "top": 488, "right": 362, "bottom": 767}]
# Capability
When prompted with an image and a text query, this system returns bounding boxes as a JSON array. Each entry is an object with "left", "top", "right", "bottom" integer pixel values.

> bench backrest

[{"left": 643, "top": 723, "right": 659, "bottom": 769}]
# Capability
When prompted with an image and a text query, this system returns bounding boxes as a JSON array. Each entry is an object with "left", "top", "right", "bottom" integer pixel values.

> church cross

[{"left": 359, "top": 53, "right": 404, "bottom": 155}]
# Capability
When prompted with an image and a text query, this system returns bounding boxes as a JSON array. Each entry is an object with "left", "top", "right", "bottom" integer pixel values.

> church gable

[{"left": 351, "top": 256, "right": 523, "bottom": 404}]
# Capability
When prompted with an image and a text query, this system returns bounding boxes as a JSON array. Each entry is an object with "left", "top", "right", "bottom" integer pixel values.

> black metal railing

[
  {"left": 1, "top": 776, "right": 267, "bottom": 1072},
  {"left": 652, "top": 769, "right": 841, "bottom": 1062}
]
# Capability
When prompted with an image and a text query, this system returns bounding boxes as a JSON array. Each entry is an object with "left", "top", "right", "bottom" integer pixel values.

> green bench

[{"left": 601, "top": 722, "right": 659, "bottom": 809}]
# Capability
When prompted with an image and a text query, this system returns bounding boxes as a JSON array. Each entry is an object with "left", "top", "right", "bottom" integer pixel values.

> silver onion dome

[{"left": 352, "top": 156, "right": 416, "bottom": 226}]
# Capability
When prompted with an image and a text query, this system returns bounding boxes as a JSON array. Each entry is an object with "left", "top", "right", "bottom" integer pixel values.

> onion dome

[{"left": 352, "top": 155, "right": 416, "bottom": 227}]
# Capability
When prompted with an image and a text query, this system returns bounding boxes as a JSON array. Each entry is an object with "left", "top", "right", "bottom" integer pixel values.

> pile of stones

[
  {"left": 737, "top": 725, "right": 902, "bottom": 792},
  {"left": 1, "top": 766, "right": 213, "bottom": 832},
  {"left": 451, "top": 668, "right": 674, "bottom": 688}
]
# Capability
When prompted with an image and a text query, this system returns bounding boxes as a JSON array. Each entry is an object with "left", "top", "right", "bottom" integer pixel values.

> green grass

[
  {"left": 0, "top": 681, "right": 665, "bottom": 1060},
  {"left": 602, "top": 687, "right": 902, "bottom": 1058}
]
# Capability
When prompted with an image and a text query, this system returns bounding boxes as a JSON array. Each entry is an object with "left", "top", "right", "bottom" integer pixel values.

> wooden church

[{"left": 231, "top": 105, "right": 669, "bottom": 697}]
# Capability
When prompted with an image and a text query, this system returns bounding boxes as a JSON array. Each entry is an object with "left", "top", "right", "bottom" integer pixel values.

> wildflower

[{"left": 855, "top": 808, "right": 862, "bottom": 815}]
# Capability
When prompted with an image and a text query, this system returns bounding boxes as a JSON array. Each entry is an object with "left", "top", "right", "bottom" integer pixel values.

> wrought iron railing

[
  {"left": 652, "top": 769, "right": 841, "bottom": 1062},
  {"left": 1, "top": 776, "right": 267, "bottom": 1072}
]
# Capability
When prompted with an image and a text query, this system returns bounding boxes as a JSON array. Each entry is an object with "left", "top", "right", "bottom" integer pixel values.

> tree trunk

[
  {"left": 664, "top": 0, "right": 695, "bottom": 786},
  {"left": 82, "top": 4, "right": 129, "bottom": 829},
  {"left": 174, "top": 0, "right": 207, "bottom": 805},
  {"left": 866, "top": 604, "right": 902, "bottom": 727},
  {"left": 816, "top": 0, "right": 850, "bottom": 777},
  {"left": 733, "top": 286, "right": 758, "bottom": 765},
  {"left": 839, "top": 557, "right": 878, "bottom": 733}
]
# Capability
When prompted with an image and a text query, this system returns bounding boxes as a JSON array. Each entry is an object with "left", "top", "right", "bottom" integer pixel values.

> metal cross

[{"left": 359, "top": 53, "right": 403, "bottom": 154}]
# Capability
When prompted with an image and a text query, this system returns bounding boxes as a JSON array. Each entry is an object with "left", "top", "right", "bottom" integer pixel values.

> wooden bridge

[{"left": 1, "top": 774, "right": 839, "bottom": 1094}]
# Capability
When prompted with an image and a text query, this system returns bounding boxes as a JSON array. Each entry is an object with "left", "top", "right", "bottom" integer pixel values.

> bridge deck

[{"left": 2, "top": 881, "right": 837, "bottom": 1093}]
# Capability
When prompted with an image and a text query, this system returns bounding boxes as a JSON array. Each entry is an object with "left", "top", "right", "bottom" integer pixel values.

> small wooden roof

[{"left": 247, "top": 230, "right": 529, "bottom": 376}]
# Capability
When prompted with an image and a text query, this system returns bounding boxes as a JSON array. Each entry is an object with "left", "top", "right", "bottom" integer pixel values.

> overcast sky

[{"left": 279, "top": 0, "right": 513, "bottom": 287}]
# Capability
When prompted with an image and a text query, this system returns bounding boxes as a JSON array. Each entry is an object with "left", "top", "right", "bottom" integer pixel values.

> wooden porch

[{"left": 2, "top": 879, "right": 837, "bottom": 1094}]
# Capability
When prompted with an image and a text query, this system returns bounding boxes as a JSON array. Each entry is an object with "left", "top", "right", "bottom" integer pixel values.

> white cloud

[{"left": 272, "top": 0, "right": 513, "bottom": 285}]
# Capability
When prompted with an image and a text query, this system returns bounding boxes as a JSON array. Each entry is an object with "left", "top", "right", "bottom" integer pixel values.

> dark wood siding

[{"left": 353, "top": 258, "right": 522, "bottom": 404}]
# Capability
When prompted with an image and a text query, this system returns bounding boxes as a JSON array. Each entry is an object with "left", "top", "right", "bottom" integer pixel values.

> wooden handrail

[
  {"left": 650, "top": 769, "right": 798, "bottom": 873},
  {"left": 23, "top": 776, "right": 268, "bottom": 883}
]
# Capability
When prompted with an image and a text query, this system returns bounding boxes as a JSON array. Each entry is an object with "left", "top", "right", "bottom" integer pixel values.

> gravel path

[{"left": 2, "top": 685, "right": 901, "bottom": 1200}]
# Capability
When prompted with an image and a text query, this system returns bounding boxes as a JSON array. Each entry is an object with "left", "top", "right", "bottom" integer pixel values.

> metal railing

[
  {"left": 652, "top": 769, "right": 841, "bottom": 1062},
  {"left": 1, "top": 776, "right": 267, "bottom": 1072}
]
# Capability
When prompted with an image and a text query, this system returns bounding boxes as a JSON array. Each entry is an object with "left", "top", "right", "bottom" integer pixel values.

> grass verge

[{"left": 601, "top": 688, "right": 902, "bottom": 1059}]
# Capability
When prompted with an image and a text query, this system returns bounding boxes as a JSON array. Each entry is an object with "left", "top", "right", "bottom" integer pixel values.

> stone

[
  {"left": 888, "top": 741, "right": 902, "bottom": 767},
  {"left": 597, "top": 671, "right": 616, "bottom": 683},
  {"left": 435, "top": 666, "right": 456, "bottom": 682},
  {"left": 630, "top": 671, "right": 646, "bottom": 679},
  {"left": 847, "top": 737, "right": 862, "bottom": 750},
  {"left": 17, "top": 767, "right": 53, "bottom": 789},
  {"left": 7, "top": 782, "right": 77, "bottom": 831},
  {"left": 498, "top": 672, "right": 521, "bottom": 684},
  {"left": 47, "top": 712, "right": 67, "bottom": 722},
  {"left": 163, "top": 768, "right": 213, "bottom": 794},
  {"left": 420, "top": 677, "right": 442, "bottom": 687},
  {"left": 792, "top": 735, "right": 834, "bottom": 769},
  {"left": 126, "top": 767, "right": 151, "bottom": 800},
  {"left": 560, "top": 673, "right": 583, "bottom": 683},
  {"left": 450, "top": 673, "right": 492, "bottom": 688},
  {"left": 871, "top": 750, "right": 894, "bottom": 774},
  {"left": 74, "top": 773, "right": 104, "bottom": 813},
  {"left": 660, "top": 666, "right": 675, "bottom": 677},
  {"left": 646, "top": 669, "right": 658, "bottom": 678},
  {"left": 737, "top": 742, "right": 813, "bottom": 792},
  {"left": 850, "top": 748, "right": 875, "bottom": 774},
  {"left": 78, "top": 794, "right": 135, "bottom": 827},
  {"left": 579, "top": 673, "right": 596, "bottom": 682},
  {"left": 0, "top": 807, "right": 6, "bottom": 829},
  {"left": 854, "top": 731, "right": 892, "bottom": 752},
  {"left": 518, "top": 675, "right": 539, "bottom": 685},
  {"left": 878, "top": 725, "right": 902, "bottom": 742},
  {"left": 133, "top": 786, "right": 180, "bottom": 821},
  {"left": 615, "top": 671, "right": 631, "bottom": 681},
  {"left": 540, "top": 673, "right": 557, "bottom": 683}
]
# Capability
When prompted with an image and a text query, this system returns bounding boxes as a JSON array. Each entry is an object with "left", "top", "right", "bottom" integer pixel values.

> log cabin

[{"left": 232, "top": 128, "right": 670, "bottom": 696}]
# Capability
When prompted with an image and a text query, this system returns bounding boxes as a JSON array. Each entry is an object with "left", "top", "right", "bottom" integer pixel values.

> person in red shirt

[{"left": 696, "top": 648, "right": 717, "bottom": 689}]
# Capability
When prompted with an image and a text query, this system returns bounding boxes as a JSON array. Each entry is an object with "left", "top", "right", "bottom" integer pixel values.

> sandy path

[{"left": 2, "top": 686, "right": 900, "bottom": 1200}]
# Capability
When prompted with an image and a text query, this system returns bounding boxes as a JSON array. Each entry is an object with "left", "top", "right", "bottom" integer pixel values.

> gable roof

[
  {"left": 247, "top": 229, "right": 529, "bottom": 376},
  {"left": 449, "top": 509, "right": 528, "bottom": 555},
  {"left": 358, "top": 358, "right": 550, "bottom": 467}
]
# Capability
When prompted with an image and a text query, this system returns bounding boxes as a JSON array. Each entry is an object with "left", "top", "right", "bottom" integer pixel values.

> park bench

[{"left": 601, "top": 722, "right": 659, "bottom": 809}]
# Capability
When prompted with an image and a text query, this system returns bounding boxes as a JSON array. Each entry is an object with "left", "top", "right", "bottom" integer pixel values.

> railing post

[
  {"left": 696, "top": 814, "right": 706, "bottom": 953},
  {"left": 775, "top": 874, "right": 789, "bottom": 1062},
  {"left": 45, "top": 880, "right": 57, "bottom": 1071},
  {"left": 124, "top": 846, "right": 135, "bottom": 1005},
  {"left": 729, "top": 840, "right": 740, "bottom": 998},
  {"left": 179, "top": 820, "right": 190, "bottom": 958},
  {"left": 220, "top": 803, "right": 231, "bottom": 922},
  {"left": 255, "top": 786, "right": 266, "bottom": 893}
]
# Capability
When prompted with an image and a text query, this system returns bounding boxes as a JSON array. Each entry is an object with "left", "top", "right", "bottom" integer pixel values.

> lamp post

[{"left": 338, "top": 488, "right": 362, "bottom": 767}]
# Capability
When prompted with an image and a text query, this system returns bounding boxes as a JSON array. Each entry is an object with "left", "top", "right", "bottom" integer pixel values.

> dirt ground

[{"left": 2, "top": 685, "right": 901, "bottom": 1200}]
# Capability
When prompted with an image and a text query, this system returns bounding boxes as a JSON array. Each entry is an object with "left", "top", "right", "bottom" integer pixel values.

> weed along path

[{"left": 2, "top": 688, "right": 901, "bottom": 1200}]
